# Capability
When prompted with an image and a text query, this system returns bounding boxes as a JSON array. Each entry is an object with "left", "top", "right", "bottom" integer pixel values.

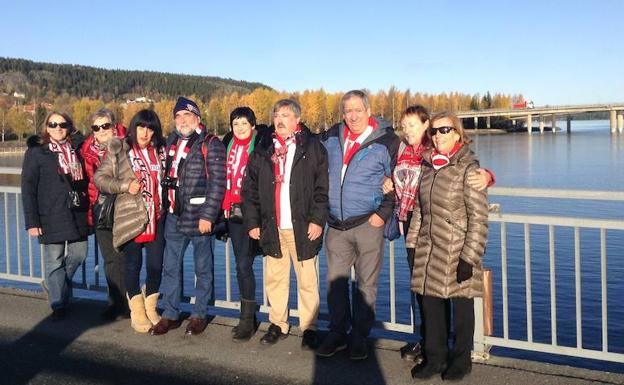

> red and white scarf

[
  {"left": 393, "top": 143, "right": 426, "bottom": 221},
  {"left": 431, "top": 142, "right": 462, "bottom": 170},
  {"left": 166, "top": 133, "right": 199, "bottom": 213},
  {"left": 129, "top": 145, "right": 165, "bottom": 243},
  {"left": 222, "top": 132, "right": 254, "bottom": 215},
  {"left": 49, "top": 138, "right": 84, "bottom": 181},
  {"left": 341, "top": 116, "right": 378, "bottom": 182},
  {"left": 271, "top": 126, "right": 300, "bottom": 228}
]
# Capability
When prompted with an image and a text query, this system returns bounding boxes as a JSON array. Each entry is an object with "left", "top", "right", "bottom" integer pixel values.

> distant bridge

[{"left": 456, "top": 103, "right": 624, "bottom": 134}]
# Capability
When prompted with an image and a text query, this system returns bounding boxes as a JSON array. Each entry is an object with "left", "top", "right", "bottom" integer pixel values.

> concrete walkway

[{"left": 0, "top": 287, "right": 622, "bottom": 385}]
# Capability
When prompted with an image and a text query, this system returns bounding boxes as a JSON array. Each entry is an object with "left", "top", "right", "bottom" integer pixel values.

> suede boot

[
  {"left": 127, "top": 294, "right": 152, "bottom": 333},
  {"left": 143, "top": 292, "right": 161, "bottom": 325},
  {"left": 232, "top": 299, "right": 257, "bottom": 342}
]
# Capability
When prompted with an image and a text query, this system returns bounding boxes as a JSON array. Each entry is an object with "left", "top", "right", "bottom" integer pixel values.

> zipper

[{"left": 421, "top": 169, "right": 438, "bottom": 296}]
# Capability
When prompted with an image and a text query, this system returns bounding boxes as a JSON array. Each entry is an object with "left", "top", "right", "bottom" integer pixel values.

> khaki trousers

[{"left": 265, "top": 229, "right": 320, "bottom": 334}]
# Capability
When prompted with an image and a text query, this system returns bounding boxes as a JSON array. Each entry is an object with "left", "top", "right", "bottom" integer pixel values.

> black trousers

[
  {"left": 422, "top": 295, "right": 474, "bottom": 370},
  {"left": 95, "top": 228, "right": 127, "bottom": 309},
  {"left": 228, "top": 221, "right": 257, "bottom": 301},
  {"left": 121, "top": 217, "right": 165, "bottom": 297}
]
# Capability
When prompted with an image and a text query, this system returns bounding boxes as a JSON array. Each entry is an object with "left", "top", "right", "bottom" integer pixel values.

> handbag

[
  {"left": 95, "top": 194, "right": 116, "bottom": 231},
  {"left": 228, "top": 203, "right": 243, "bottom": 224},
  {"left": 63, "top": 174, "right": 89, "bottom": 210},
  {"left": 383, "top": 210, "right": 401, "bottom": 241},
  {"left": 482, "top": 268, "right": 493, "bottom": 336}
]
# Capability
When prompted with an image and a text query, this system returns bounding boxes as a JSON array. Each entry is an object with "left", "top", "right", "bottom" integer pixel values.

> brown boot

[
  {"left": 143, "top": 291, "right": 161, "bottom": 326},
  {"left": 127, "top": 294, "right": 152, "bottom": 333}
]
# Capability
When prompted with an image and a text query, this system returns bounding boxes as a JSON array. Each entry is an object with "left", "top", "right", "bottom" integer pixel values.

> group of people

[{"left": 21, "top": 90, "right": 490, "bottom": 382}]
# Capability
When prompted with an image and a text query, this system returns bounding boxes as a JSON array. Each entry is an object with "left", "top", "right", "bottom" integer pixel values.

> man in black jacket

[{"left": 242, "top": 99, "right": 328, "bottom": 349}]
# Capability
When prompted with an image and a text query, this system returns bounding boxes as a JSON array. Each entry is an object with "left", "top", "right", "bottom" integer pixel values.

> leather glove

[{"left": 456, "top": 258, "right": 473, "bottom": 283}]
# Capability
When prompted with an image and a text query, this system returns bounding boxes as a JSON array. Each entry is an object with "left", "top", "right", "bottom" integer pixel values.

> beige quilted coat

[
  {"left": 405, "top": 145, "right": 489, "bottom": 299},
  {"left": 93, "top": 138, "right": 149, "bottom": 250}
]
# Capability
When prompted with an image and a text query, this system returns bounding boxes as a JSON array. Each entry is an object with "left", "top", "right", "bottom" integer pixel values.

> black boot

[{"left": 232, "top": 299, "right": 257, "bottom": 342}]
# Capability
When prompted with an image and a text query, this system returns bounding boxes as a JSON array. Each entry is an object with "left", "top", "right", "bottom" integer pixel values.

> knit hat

[{"left": 173, "top": 96, "right": 201, "bottom": 118}]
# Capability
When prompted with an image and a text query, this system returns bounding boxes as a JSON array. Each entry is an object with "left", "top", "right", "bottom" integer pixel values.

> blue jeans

[
  {"left": 43, "top": 240, "right": 88, "bottom": 310},
  {"left": 160, "top": 214, "right": 215, "bottom": 320}
]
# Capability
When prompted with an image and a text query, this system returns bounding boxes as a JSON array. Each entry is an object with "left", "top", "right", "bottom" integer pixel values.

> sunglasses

[
  {"left": 91, "top": 123, "right": 113, "bottom": 132},
  {"left": 47, "top": 121, "right": 70, "bottom": 129},
  {"left": 430, "top": 126, "right": 455, "bottom": 135}
]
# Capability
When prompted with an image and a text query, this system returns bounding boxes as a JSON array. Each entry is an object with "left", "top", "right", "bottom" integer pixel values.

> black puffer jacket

[
  {"left": 21, "top": 134, "right": 89, "bottom": 244},
  {"left": 241, "top": 125, "right": 329, "bottom": 261}
]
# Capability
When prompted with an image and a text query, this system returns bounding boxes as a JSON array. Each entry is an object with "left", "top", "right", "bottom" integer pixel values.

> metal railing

[{"left": 1, "top": 185, "right": 623, "bottom": 364}]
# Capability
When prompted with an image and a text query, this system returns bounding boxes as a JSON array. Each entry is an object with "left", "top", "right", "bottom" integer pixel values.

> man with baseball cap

[{"left": 150, "top": 96, "right": 226, "bottom": 336}]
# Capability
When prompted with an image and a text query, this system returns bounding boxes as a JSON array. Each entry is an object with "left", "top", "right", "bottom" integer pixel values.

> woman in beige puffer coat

[
  {"left": 406, "top": 111, "right": 488, "bottom": 381},
  {"left": 94, "top": 109, "right": 166, "bottom": 334}
]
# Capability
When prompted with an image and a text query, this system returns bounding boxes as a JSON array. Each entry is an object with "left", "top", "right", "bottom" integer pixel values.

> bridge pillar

[
  {"left": 474, "top": 116, "right": 478, "bottom": 130},
  {"left": 539, "top": 116, "right": 545, "bottom": 134},
  {"left": 526, "top": 114, "right": 532, "bottom": 135},
  {"left": 610, "top": 110, "right": 617, "bottom": 133},
  {"left": 486, "top": 116, "right": 491, "bottom": 129},
  {"left": 618, "top": 112, "right": 623, "bottom": 133},
  {"left": 567, "top": 116, "right": 572, "bottom": 133},
  {"left": 551, "top": 114, "right": 557, "bottom": 134}
]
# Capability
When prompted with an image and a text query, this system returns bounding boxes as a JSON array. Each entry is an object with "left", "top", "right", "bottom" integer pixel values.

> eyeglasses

[
  {"left": 430, "top": 126, "right": 455, "bottom": 135},
  {"left": 91, "top": 123, "right": 113, "bottom": 132},
  {"left": 47, "top": 121, "right": 70, "bottom": 129}
]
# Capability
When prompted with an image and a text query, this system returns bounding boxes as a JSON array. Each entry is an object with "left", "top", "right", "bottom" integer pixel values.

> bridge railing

[{"left": 1, "top": 185, "right": 623, "bottom": 364}]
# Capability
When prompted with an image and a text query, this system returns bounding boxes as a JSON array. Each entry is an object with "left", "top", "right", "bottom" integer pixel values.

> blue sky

[{"left": 1, "top": 0, "right": 622, "bottom": 105}]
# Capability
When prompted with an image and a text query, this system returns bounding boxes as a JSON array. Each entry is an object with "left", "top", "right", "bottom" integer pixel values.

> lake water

[{"left": 1, "top": 120, "right": 623, "bottom": 372}]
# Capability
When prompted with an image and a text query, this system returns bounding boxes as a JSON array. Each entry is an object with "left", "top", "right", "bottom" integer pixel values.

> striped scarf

[
  {"left": 49, "top": 138, "right": 84, "bottom": 181},
  {"left": 166, "top": 132, "right": 199, "bottom": 213},
  {"left": 223, "top": 131, "right": 255, "bottom": 213},
  {"left": 129, "top": 145, "right": 165, "bottom": 243},
  {"left": 393, "top": 143, "right": 426, "bottom": 221}
]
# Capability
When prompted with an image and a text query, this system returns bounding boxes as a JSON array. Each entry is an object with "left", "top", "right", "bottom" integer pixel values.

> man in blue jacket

[
  {"left": 150, "top": 96, "right": 226, "bottom": 336},
  {"left": 317, "top": 90, "right": 400, "bottom": 360}
]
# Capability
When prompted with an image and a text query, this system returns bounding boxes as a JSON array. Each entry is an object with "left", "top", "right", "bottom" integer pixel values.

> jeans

[
  {"left": 121, "top": 217, "right": 165, "bottom": 297},
  {"left": 228, "top": 220, "right": 256, "bottom": 301},
  {"left": 43, "top": 239, "right": 88, "bottom": 310},
  {"left": 160, "top": 214, "right": 215, "bottom": 320}
]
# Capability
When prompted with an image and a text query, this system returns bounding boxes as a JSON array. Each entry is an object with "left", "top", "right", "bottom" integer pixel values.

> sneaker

[
  {"left": 316, "top": 331, "right": 347, "bottom": 358},
  {"left": 348, "top": 337, "right": 368, "bottom": 360},
  {"left": 260, "top": 323, "right": 287, "bottom": 345},
  {"left": 301, "top": 329, "right": 320, "bottom": 350}
]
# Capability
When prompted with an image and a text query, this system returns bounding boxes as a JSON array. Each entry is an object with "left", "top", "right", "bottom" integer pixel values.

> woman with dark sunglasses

[
  {"left": 22, "top": 111, "right": 89, "bottom": 320},
  {"left": 80, "top": 108, "right": 128, "bottom": 320},
  {"left": 406, "top": 111, "right": 489, "bottom": 381},
  {"left": 94, "top": 109, "right": 166, "bottom": 333}
]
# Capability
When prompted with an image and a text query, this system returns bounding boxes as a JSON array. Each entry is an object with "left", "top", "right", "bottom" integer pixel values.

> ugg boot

[
  {"left": 232, "top": 299, "right": 257, "bottom": 342},
  {"left": 143, "top": 292, "right": 161, "bottom": 325},
  {"left": 127, "top": 293, "right": 152, "bottom": 333},
  {"left": 141, "top": 286, "right": 161, "bottom": 325}
]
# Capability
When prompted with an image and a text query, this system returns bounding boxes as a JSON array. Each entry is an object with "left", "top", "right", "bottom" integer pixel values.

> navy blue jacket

[
  {"left": 165, "top": 130, "right": 226, "bottom": 236},
  {"left": 21, "top": 134, "right": 89, "bottom": 244},
  {"left": 321, "top": 117, "right": 400, "bottom": 230}
]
